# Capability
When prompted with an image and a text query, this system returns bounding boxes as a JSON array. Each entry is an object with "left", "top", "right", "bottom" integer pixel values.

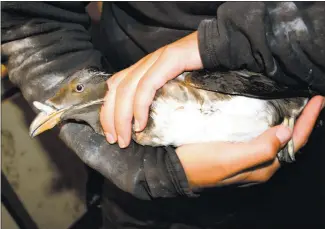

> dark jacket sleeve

[
  {"left": 198, "top": 1, "right": 325, "bottom": 95},
  {"left": 1, "top": 2, "right": 197, "bottom": 200}
]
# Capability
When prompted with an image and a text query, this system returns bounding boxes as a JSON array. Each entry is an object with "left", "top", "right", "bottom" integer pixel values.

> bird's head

[
  {"left": 46, "top": 68, "right": 109, "bottom": 109},
  {"left": 29, "top": 68, "right": 111, "bottom": 137}
]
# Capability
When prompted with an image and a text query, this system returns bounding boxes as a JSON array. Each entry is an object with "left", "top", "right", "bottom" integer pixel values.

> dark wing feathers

[{"left": 185, "top": 70, "right": 316, "bottom": 99}]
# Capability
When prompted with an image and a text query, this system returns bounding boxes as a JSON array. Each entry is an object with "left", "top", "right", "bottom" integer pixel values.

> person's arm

[
  {"left": 198, "top": 1, "right": 325, "bottom": 95},
  {"left": 99, "top": 31, "right": 324, "bottom": 190},
  {"left": 1, "top": 2, "right": 197, "bottom": 199},
  {"left": 103, "top": 2, "right": 325, "bottom": 147},
  {"left": 98, "top": 2, "right": 324, "bottom": 189},
  {"left": 103, "top": 1, "right": 325, "bottom": 147}
]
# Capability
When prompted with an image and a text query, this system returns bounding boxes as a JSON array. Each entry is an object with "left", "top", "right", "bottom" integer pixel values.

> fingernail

[
  {"left": 134, "top": 120, "right": 140, "bottom": 132},
  {"left": 105, "top": 133, "right": 115, "bottom": 144},
  {"left": 118, "top": 135, "right": 126, "bottom": 148},
  {"left": 276, "top": 126, "right": 292, "bottom": 145}
]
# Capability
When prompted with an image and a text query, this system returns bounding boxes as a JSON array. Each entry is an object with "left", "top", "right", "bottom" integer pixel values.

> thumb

[
  {"left": 274, "top": 125, "right": 293, "bottom": 147},
  {"left": 250, "top": 125, "right": 292, "bottom": 162},
  {"left": 254, "top": 125, "right": 292, "bottom": 146},
  {"left": 176, "top": 125, "right": 293, "bottom": 182},
  {"left": 219, "top": 125, "right": 292, "bottom": 174}
]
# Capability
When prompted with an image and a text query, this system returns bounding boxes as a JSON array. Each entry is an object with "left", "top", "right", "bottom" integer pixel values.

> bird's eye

[{"left": 75, "top": 84, "right": 84, "bottom": 93}]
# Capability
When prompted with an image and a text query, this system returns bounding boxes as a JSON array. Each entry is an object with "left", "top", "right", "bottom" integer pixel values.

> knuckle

[{"left": 107, "top": 71, "right": 127, "bottom": 88}]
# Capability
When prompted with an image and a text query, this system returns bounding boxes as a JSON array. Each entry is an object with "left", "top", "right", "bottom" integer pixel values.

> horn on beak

[
  {"left": 29, "top": 99, "right": 105, "bottom": 137},
  {"left": 29, "top": 101, "right": 70, "bottom": 137}
]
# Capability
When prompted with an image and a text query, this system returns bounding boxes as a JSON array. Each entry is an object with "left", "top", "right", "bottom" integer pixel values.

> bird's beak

[
  {"left": 29, "top": 101, "right": 70, "bottom": 137},
  {"left": 29, "top": 99, "right": 105, "bottom": 137}
]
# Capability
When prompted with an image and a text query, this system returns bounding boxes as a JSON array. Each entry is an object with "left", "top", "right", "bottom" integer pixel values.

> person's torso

[{"left": 98, "top": 2, "right": 222, "bottom": 71}]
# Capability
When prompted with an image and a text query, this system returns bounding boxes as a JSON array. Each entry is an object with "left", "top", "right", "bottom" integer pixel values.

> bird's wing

[{"left": 184, "top": 70, "right": 314, "bottom": 99}]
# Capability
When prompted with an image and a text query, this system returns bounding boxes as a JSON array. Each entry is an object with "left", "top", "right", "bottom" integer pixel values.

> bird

[{"left": 29, "top": 68, "right": 316, "bottom": 163}]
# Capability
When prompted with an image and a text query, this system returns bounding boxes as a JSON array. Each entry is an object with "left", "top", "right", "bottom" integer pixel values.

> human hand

[
  {"left": 100, "top": 31, "right": 203, "bottom": 148},
  {"left": 176, "top": 96, "right": 325, "bottom": 188}
]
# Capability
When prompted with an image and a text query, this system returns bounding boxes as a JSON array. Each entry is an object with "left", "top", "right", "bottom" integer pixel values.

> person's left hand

[{"left": 100, "top": 31, "right": 203, "bottom": 148}]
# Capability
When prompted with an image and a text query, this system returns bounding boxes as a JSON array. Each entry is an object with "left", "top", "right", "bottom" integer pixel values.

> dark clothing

[
  {"left": 2, "top": 2, "right": 325, "bottom": 229},
  {"left": 99, "top": 2, "right": 220, "bottom": 70},
  {"left": 100, "top": 2, "right": 325, "bottom": 94}
]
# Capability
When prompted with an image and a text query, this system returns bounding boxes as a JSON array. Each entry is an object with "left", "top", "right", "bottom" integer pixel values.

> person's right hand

[{"left": 176, "top": 96, "right": 325, "bottom": 188}]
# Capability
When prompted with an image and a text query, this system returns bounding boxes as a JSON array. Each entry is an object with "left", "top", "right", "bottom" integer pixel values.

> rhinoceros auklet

[{"left": 29, "top": 69, "right": 316, "bottom": 163}]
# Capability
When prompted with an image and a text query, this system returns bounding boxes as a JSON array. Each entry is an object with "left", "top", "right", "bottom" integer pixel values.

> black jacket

[{"left": 2, "top": 2, "right": 325, "bottom": 228}]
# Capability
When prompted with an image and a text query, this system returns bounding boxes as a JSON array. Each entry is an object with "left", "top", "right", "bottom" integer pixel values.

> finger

[
  {"left": 100, "top": 55, "right": 154, "bottom": 144},
  {"left": 100, "top": 69, "right": 129, "bottom": 143},
  {"left": 133, "top": 47, "right": 185, "bottom": 131},
  {"left": 114, "top": 50, "right": 163, "bottom": 148},
  {"left": 292, "top": 96, "right": 325, "bottom": 151}
]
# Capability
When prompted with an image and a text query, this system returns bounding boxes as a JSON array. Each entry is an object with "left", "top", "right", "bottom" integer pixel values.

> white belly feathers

[{"left": 133, "top": 80, "right": 275, "bottom": 147}]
